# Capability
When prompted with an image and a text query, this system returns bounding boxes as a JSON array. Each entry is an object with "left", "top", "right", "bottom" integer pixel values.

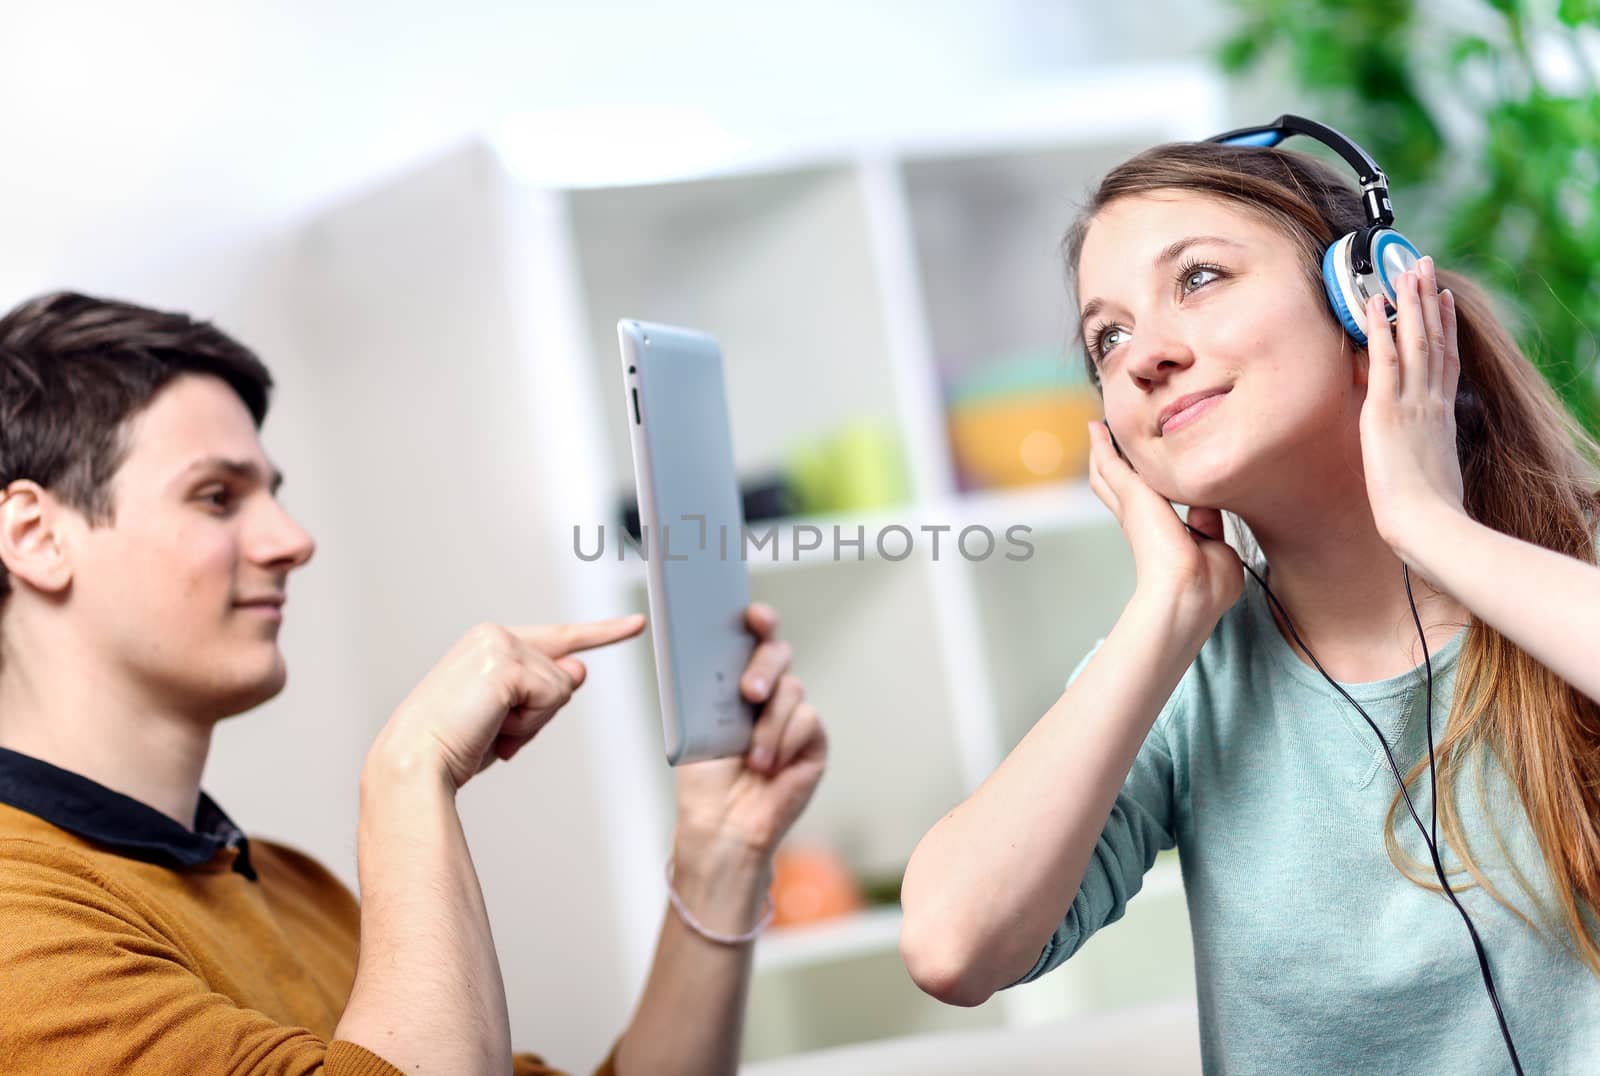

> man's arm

[
  {"left": 611, "top": 832, "right": 769, "bottom": 1075},
  {"left": 334, "top": 617, "right": 646, "bottom": 1074},
  {"left": 333, "top": 755, "right": 512, "bottom": 1073},
  {"left": 335, "top": 606, "right": 821, "bottom": 1076},
  {"left": 610, "top": 604, "right": 827, "bottom": 1076}
]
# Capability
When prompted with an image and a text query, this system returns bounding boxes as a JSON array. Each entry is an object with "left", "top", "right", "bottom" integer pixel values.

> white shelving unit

[
  {"left": 756, "top": 905, "right": 906, "bottom": 976},
  {"left": 294, "top": 64, "right": 1224, "bottom": 1064}
]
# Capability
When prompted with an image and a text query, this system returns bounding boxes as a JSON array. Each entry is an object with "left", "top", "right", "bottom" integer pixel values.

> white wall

[{"left": 1, "top": 0, "right": 1224, "bottom": 299}]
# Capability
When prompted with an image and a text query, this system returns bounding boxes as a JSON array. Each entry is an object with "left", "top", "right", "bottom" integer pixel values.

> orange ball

[{"left": 770, "top": 845, "right": 865, "bottom": 927}]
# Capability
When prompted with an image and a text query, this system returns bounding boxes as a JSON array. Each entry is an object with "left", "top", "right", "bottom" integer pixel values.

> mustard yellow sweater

[{"left": 0, "top": 801, "right": 617, "bottom": 1074}]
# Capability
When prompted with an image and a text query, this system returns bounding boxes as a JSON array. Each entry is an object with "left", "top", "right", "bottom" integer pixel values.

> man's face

[{"left": 67, "top": 374, "right": 316, "bottom": 720}]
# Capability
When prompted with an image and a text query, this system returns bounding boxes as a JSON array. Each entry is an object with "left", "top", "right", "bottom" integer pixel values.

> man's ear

[{"left": 0, "top": 482, "right": 74, "bottom": 597}]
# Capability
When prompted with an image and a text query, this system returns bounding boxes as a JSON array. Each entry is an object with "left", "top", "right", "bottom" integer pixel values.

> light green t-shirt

[{"left": 1018, "top": 574, "right": 1600, "bottom": 1074}]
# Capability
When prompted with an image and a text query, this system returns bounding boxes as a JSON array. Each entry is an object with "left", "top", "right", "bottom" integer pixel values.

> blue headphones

[{"left": 1207, "top": 114, "right": 1422, "bottom": 348}]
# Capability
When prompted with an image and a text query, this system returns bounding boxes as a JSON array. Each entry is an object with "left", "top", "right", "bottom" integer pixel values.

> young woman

[{"left": 899, "top": 131, "right": 1600, "bottom": 1072}]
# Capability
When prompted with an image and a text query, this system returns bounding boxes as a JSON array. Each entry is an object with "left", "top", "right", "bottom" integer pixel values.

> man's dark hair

[{"left": 0, "top": 291, "right": 274, "bottom": 605}]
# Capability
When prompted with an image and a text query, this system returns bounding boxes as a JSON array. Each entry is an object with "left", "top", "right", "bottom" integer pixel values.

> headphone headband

[{"left": 1207, "top": 114, "right": 1394, "bottom": 230}]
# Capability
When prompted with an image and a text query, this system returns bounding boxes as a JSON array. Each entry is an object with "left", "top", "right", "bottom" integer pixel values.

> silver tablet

[{"left": 618, "top": 319, "right": 756, "bottom": 765}]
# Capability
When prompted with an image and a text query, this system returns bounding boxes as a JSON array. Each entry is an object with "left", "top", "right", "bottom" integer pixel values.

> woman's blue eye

[{"left": 1094, "top": 260, "right": 1228, "bottom": 358}]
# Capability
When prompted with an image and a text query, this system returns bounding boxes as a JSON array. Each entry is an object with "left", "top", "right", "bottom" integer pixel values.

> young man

[{"left": 0, "top": 292, "right": 827, "bottom": 1074}]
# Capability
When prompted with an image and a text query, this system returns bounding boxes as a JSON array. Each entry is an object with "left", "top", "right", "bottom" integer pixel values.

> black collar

[{"left": 0, "top": 747, "right": 255, "bottom": 881}]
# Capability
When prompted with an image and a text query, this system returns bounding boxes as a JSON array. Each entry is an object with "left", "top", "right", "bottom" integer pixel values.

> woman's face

[{"left": 1075, "top": 191, "right": 1360, "bottom": 511}]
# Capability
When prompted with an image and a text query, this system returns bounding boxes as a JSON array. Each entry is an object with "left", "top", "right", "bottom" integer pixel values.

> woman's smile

[{"left": 1160, "top": 388, "right": 1231, "bottom": 435}]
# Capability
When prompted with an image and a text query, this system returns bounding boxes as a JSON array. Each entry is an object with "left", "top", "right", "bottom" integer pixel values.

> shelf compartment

[
  {"left": 744, "top": 944, "right": 1004, "bottom": 1064},
  {"left": 903, "top": 140, "right": 1160, "bottom": 386},
  {"left": 968, "top": 520, "right": 1136, "bottom": 757},
  {"left": 755, "top": 904, "right": 904, "bottom": 974},
  {"left": 566, "top": 165, "right": 908, "bottom": 513}
]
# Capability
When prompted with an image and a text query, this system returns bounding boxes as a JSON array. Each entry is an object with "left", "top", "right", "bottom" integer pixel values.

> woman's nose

[{"left": 1121, "top": 323, "right": 1195, "bottom": 386}]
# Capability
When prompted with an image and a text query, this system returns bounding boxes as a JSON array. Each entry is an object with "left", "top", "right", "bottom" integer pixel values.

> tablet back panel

[{"left": 619, "top": 319, "right": 755, "bottom": 764}]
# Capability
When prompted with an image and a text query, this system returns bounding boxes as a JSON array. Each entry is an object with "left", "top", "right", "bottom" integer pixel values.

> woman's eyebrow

[
  {"left": 1152, "top": 233, "right": 1247, "bottom": 274},
  {"left": 1078, "top": 235, "right": 1248, "bottom": 325}
]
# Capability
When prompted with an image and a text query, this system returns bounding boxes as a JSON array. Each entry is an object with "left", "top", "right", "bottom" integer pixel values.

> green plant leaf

[
  {"left": 1558, "top": 0, "right": 1600, "bottom": 27},
  {"left": 1218, "top": 0, "right": 1600, "bottom": 436},
  {"left": 1449, "top": 35, "right": 1494, "bottom": 69},
  {"left": 1218, "top": 32, "right": 1264, "bottom": 73}
]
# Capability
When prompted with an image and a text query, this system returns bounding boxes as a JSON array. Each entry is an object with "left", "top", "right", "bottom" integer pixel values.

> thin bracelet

[{"left": 664, "top": 856, "right": 775, "bottom": 945}]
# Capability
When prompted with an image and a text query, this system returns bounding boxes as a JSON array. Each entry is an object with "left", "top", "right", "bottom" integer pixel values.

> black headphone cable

[{"left": 1182, "top": 521, "right": 1525, "bottom": 1074}]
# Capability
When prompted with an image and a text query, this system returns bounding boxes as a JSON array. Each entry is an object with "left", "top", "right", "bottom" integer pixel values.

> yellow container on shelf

[{"left": 947, "top": 387, "right": 1101, "bottom": 489}]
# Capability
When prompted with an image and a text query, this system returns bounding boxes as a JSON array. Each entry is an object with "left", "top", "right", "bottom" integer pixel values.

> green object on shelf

[
  {"left": 789, "top": 419, "right": 911, "bottom": 515},
  {"left": 856, "top": 872, "right": 904, "bottom": 908}
]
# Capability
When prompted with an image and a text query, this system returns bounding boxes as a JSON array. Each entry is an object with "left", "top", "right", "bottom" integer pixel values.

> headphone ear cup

[
  {"left": 1322, "top": 233, "right": 1369, "bottom": 345},
  {"left": 1324, "top": 228, "right": 1423, "bottom": 349},
  {"left": 1368, "top": 228, "right": 1422, "bottom": 312}
]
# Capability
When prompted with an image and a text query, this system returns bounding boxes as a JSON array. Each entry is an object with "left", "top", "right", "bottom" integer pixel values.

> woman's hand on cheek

[
  {"left": 1087, "top": 420, "right": 1242, "bottom": 633},
  {"left": 1358, "top": 256, "right": 1468, "bottom": 564},
  {"left": 672, "top": 603, "right": 827, "bottom": 866}
]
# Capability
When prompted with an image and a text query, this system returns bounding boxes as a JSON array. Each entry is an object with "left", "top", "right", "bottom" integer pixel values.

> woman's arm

[
  {"left": 900, "top": 421, "right": 1243, "bottom": 1007},
  {"left": 899, "top": 591, "right": 1206, "bottom": 1006},
  {"left": 1401, "top": 507, "right": 1600, "bottom": 704},
  {"left": 1360, "top": 259, "right": 1600, "bottom": 703}
]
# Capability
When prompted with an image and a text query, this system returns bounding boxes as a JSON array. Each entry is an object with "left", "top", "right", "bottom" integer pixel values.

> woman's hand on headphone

[
  {"left": 1088, "top": 420, "right": 1243, "bottom": 634},
  {"left": 1358, "top": 255, "right": 1468, "bottom": 565}
]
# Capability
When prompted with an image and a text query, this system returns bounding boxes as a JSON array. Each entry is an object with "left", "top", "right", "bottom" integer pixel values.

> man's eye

[{"left": 199, "top": 488, "right": 234, "bottom": 511}]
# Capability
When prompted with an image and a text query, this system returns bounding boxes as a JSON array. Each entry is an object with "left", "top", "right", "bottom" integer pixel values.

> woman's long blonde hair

[{"left": 1061, "top": 141, "right": 1600, "bottom": 972}]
